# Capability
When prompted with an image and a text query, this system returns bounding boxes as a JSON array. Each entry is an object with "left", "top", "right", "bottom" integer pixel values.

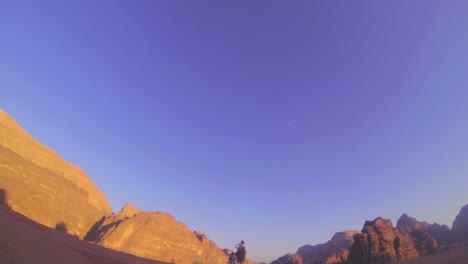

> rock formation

[
  {"left": 348, "top": 217, "right": 419, "bottom": 264},
  {"left": 270, "top": 253, "right": 303, "bottom": 264},
  {"left": 396, "top": 214, "right": 438, "bottom": 256},
  {"left": 0, "top": 109, "right": 112, "bottom": 238},
  {"left": 452, "top": 204, "right": 468, "bottom": 243},
  {"left": 324, "top": 249, "right": 349, "bottom": 264},
  {"left": 87, "top": 204, "right": 227, "bottom": 264},
  {"left": 296, "top": 230, "right": 359, "bottom": 264},
  {"left": 120, "top": 203, "right": 143, "bottom": 217}
]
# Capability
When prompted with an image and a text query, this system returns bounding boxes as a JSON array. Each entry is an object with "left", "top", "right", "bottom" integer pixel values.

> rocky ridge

[
  {"left": 272, "top": 203, "right": 468, "bottom": 264},
  {"left": 296, "top": 230, "right": 359, "bottom": 264},
  {"left": 86, "top": 204, "right": 228, "bottom": 264}
]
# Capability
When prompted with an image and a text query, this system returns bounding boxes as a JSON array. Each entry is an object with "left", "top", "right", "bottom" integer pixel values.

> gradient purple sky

[{"left": 1, "top": 1, "right": 468, "bottom": 262}]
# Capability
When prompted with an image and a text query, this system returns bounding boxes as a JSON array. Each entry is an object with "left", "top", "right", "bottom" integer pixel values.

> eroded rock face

[
  {"left": 88, "top": 204, "right": 227, "bottom": 264},
  {"left": 120, "top": 203, "right": 143, "bottom": 217},
  {"left": 348, "top": 217, "right": 419, "bottom": 264},
  {"left": 0, "top": 110, "right": 112, "bottom": 238},
  {"left": 270, "top": 253, "right": 303, "bottom": 264},
  {"left": 324, "top": 249, "right": 349, "bottom": 264},
  {"left": 397, "top": 214, "right": 438, "bottom": 256},
  {"left": 296, "top": 230, "right": 359, "bottom": 264},
  {"left": 452, "top": 204, "right": 468, "bottom": 243}
]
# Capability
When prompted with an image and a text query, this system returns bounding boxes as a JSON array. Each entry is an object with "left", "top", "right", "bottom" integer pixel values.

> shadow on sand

[{"left": 0, "top": 188, "right": 7, "bottom": 206}]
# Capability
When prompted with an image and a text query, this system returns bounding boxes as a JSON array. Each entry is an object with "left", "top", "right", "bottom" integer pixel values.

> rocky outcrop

[
  {"left": 348, "top": 217, "right": 419, "bottom": 264},
  {"left": 452, "top": 204, "right": 468, "bottom": 243},
  {"left": 0, "top": 109, "right": 112, "bottom": 238},
  {"left": 296, "top": 230, "right": 359, "bottom": 264},
  {"left": 87, "top": 204, "right": 227, "bottom": 264},
  {"left": 120, "top": 203, "right": 143, "bottom": 217},
  {"left": 323, "top": 249, "right": 349, "bottom": 264},
  {"left": 270, "top": 253, "right": 303, "bottom": 264},
  {"left": 397, "top": 214, "right": 438, "bottom": 256},
  {"left": 193, "top": 230, "right": 227, "bottom": 262}
]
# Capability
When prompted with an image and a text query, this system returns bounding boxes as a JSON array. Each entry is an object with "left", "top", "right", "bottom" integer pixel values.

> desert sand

[{"left": 401, "top": 246, "right": 468, "bottom": 264}]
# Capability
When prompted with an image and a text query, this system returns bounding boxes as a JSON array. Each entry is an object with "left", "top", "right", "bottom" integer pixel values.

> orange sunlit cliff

[
  {"left": 0, "top": 109, "right": 228, "bottom": 264},
  {"left": 0, "top": 109, "right": 112, "bottom": 238}
]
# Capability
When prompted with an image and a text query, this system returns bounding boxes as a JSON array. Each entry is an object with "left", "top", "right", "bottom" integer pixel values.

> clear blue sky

[{"left": 1, "top": 1, "right": 468, "bottom": 262}]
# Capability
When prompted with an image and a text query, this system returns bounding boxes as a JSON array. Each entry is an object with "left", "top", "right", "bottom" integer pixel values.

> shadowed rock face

[
  {"left": 452, "top": 204, "right": 468, "bottom": 243},
  {"left": 428, "top": 223, "right": 452, "bottom": 245},
  {"left": 397, "top": 214, "right": 438, "bottom": 256},
  {"left": 88, "top": 204, "right": 227, "bottom": 264},
  {"left": 270, "top": 253, "right": 303, "bottom": 264},
  {"left": 296, "top": 230, "right": 359, "bottom": 264},
  {"left": 0, "top": 109, "right": 112, "bottom": 238},
  {"left": 348, "top": 217, "right": 419, "bottom": 264}
]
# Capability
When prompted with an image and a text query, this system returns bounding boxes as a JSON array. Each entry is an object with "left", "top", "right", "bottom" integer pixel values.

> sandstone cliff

[
  {"left": 296, "top": 230, "right": 359, "bottom": 264},
  {"left": 348, "top": 217, "right": 419, "bottom": 264},
  {"left": 0, "top": 109, "right": 112, "bottom": 238},
  {"left": 88, "top": 204, "right": 228, "bottom": 264}
]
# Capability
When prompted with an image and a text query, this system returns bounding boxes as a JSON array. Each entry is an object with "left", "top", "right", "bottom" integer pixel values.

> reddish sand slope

[
  {"left": 0, "top": 205, "right": 168, "bottom": 264},
  {"left": 401, "top": 246, "right": 468, "bottom": 264}
]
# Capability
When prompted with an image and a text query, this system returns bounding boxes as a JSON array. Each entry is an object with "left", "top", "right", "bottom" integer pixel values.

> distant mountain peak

[{"left": 296, "top": 230, "right": 360, "bottom": 264}]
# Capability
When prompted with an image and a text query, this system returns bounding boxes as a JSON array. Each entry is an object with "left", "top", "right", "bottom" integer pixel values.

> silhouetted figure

[{"left": 235, "top": 240, "right": 246, "bottom": 264}]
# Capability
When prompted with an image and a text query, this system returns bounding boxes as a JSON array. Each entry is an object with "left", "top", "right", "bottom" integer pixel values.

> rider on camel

[
  {"left": 235, "top": 240, "right": 246, "bottom": 263},
  {"left": 236, "top": 240, "right": 245, "bottom": 250}
]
